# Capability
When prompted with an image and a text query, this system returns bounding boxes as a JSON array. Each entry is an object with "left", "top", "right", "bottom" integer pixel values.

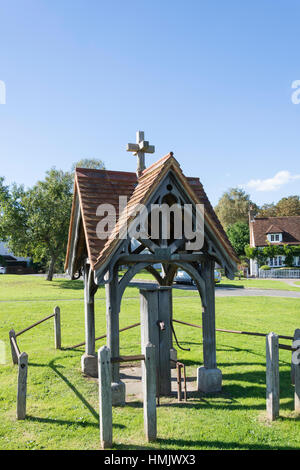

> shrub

[{"left": 260, "top": 265, "right": 271, "bottom": 270}]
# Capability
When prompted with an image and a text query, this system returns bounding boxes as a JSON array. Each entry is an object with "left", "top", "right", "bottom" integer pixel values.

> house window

[
  {"left": 269, "top": 233, "right": 282, "bottom": 243},
  {"left": 268, "top": 256, "right": 284, "bottom": 267}
]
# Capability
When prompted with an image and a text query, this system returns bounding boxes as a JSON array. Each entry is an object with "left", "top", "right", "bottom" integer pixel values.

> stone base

[
  {"left": 170, "top": 348, "right": 177, "bottom": 369},
  {"left": 197, "top": 367, "right": 222, "bottom": 393},
  {"left": 81, "top": 353, "right": 98, "bottom": 378},
  {"left": 111, "top": 381, "right": 126, "bottom": 405}
]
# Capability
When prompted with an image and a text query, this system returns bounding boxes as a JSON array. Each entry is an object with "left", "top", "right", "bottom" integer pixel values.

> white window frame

[{"left": 268, "top": 233, "right": 282, "bottom": 243}]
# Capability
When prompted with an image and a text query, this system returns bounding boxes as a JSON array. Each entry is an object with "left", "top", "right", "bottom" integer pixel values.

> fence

[
  {"left": 173, "top": 318, "right": 300, "bottom": 420},
  {"left": 9, "top": 306, "right": 61, "bottom": 420},
  {"left": 266, "top": 331, "right": 300, "bottom": 420},
  {"left": 259, "top": 268, "right": 300, "bottom": 279},
  {"left": 66, "top": 321, "right": 140, "bottom": 350},
  {"left": 98, "top": 344, "right": 157, "bottom": 448},
  {"left": 9, "top": 331, "right": 28, "bottom": 420}
]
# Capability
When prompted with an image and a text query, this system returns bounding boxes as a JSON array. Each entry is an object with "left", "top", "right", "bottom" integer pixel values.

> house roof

[
  {"left": 65, "top": 153, "right": 239, "bottom": 275},
  {"left": 251, "top": 216, "right": 300, "bottom": 246},
  {"left": 266, "top": 224, "right": 284, "bottom": 234}
]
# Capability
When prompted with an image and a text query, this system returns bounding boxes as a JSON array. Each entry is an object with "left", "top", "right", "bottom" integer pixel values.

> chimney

[{"left": 249, "top": 205, "right": 256, "bottom": 224}]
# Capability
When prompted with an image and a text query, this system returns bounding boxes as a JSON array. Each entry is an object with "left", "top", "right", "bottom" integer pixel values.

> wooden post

[
  {"left": 84, "top": 265, "right": 95, "bottom": 356},
  {"left": 17, "top": 352, "right": 28, "bottom": 420},
  {"left": 157, "top": 287, "right": 172, "bottom": 396},
  {"left": 98, "top": 346, "right": 112, "bottom": 449},
  {"left": 177, "top": 363, "right": 182, "bottom": 402},
  {"left": 291, "top": 328, "right": 300, "bottom": 385},
  {"left": 266, "top": 332, "right": 280, "bottom": 421},
  {"left": 105, "top": 265, "right": 125, "bottom": 404},
  {"left": 54, "top": 306, "right": 61, "bottom": 349},
  {"left": 142, "top": 343, "right": 157, "bottom": 442},
  {"left": 295, "top": 362, "right": 300, "bottom": 413},
  {"left": 9, "top": 329, "right": 18, "bottom": 365},
  {"left": 201, "top": 259, "right": 216, "bottom": 369},
  {"left": 140, "top": 287, "right": 159, "bottom": 395},
  {"left": 81, "top": 263, "right": 98, "bottom": 377},
  {"left": 197, "top": 258, "right": 222, "bottom": 393}
]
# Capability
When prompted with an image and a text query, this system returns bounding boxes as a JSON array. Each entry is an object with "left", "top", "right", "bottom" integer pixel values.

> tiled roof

[
  {"left": 251, "top": 216, "right": 300, "bottom": 246},
  {"left": 65, "top": 154, "right": 239, "bottom": 273},
  {"left": 65, "top": 168, "right": 137, "bottom": 271},
  {"left": 266, "top": 224, "right": 284, "bottom": 234}
]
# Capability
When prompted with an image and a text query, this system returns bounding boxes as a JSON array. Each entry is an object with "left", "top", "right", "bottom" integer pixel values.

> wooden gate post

[
  {"left": 9, "top": 330, "right": 18, "bottom": 364},
  {"left": 291, "top": 328, "right": 300, "bottom": 385},
  {"left": 17, "top": 352, "right": 28, "bottom": 420},
  {"left": 98, "top": 346, "right": 112, "bottom": 449},
  {"left": 266, "top": 332, "right": 279, "bottom": 421},
  {"left": 142, "top": 343, "right": 157, "bottom": 442},
  {"left": 54, "top": 306, "right": 61, "bottom": 350},
  {"left": 295, "top": 361, "right": 300, "bottom": 413},
  {"left": 9, "top": 329, "right": 18, "bottom": 365}
]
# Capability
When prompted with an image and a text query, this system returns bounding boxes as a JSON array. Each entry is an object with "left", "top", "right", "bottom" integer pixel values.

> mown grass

[
  {"left": 0, "top": 274, "right": 299, "bottom": 304},
  {"left": 218, "top": 278, "right": 300, "bottom": 291},
  {"left": 0, "top": 275, "right": 300, "bottom": 450}
]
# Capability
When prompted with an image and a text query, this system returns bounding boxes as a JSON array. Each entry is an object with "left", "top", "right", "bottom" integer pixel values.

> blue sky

[{"left": 0, "top": 0, "right": 300, "bottom": 206}]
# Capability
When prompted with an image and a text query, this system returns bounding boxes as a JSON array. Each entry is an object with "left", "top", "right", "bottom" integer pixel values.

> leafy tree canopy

[
  {"left": 71, "top": 158, "right": 105, "bottom": 172},
  {"left": 214, "top": 187, "right": 258, "bottom": 229},
  {"left": 226, "top": 221, "right": 250, "bottom": 257},
  {"left": 0, "top": 169, "right": 73, "bottom": 281},
  {"left": 256, "top": 196, "right": 300, "bottom": 217}
]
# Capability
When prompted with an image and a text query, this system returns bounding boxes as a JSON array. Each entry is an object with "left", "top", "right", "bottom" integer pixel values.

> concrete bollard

[
  {"left": 17, "top": 352, "right": 28, "bottom": 420},
  {"left": 54, "top": 306, "right": 61, "bottom": 350},
  {"left": 98, "top": 346, "right": 112, "bottom": 449},
  {"left": 266, "top": 332, "right": 280, "bottom": 421},
  {"left": 142, "top": 343, "right": 157, "bottom": 442}
]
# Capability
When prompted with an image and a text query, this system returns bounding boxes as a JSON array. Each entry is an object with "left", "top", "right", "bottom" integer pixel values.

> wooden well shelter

[{"left": 65, "top": 131, "right": 238, "bottom": 404}]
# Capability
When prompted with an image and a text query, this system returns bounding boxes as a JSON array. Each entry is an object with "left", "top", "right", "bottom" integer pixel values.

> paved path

[{"left": 130, "top": 281, "right": 300, "bottom": 299}]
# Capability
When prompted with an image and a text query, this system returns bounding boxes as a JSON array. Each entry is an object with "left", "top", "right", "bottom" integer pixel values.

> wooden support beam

[
  {"left": 98, "top": 346, "right": 112, "bottom": 449},
  {"left": 54, "top": 306, "right": 61, "bottom": 350},
  {"left": 266, "top": 332, "right": 280, "bottom": 421},
  {"left": 118, "top": 253, "right": 204, "bottom": 264},
  {"left": 142, "top": 343, "right": 157, "bottom": 442},
  {"left": 17, "top": 352, "right": 28, "bottom": 420},
  {"left": 9, "top": 329, "right": 19, "bottom": 365}
]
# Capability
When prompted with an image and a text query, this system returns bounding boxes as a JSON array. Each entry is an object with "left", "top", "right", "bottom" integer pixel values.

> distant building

[
  {"left": 0, "top": 242, "right": 31, "bottom": 272},
  {"left": 249, "top": 208, "right": 300, "bottom": 276}
]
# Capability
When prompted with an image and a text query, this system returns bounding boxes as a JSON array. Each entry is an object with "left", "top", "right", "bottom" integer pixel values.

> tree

[
  {"left": 0, "top": 169, "right": 73, "bottom": 281},
  {"left": 256, "top": 203, "right": 277, "bottom": 217},
  {"left": 276, "top": 196, "right": 300, "bottom": 216},
  {"left": 226, "top": 221, "right": 250, "bottom": 257},
  {"left": 71, "top": 158, "right": 105, "bottom": 172},
  {"left": 256, "top": 196, "right": 300, "bottom": 217},
  {"left": 214, "top": 188, "right": 257, "bottom": 229}
]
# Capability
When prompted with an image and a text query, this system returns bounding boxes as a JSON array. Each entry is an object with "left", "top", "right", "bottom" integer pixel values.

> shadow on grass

[
  {"left": 216, "top": 283, "right": 244, "bottom": 289},
  {"left": 27, "top": 357, "right": 125, "bottom": 430},
  {"left": 25, "top": 415, "right": 123, "bottom": 430},
  {"left": 113, "top": 436, "right": 300, "bottom": 450},
  {"left": 48, "top": 358, "right": 99, "bottom": 420},
  {"left": 51, "top": 279, "right": 84, "bottom": 291}
]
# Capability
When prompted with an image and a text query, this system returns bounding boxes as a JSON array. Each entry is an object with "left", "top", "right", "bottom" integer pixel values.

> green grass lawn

[
  {"left": 218, "top": 278, "right": 300, "bottom": 291},
  {"left": 0, "top": 274, "right": 299, "bottom": 304},
  {"left": 1, "top": 275, "right": 300, "bottom": 450}
]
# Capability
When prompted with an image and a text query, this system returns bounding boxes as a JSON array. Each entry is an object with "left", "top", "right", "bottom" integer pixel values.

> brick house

[{"left": 249, "top": 208, "right": 300, "bottom": 276}]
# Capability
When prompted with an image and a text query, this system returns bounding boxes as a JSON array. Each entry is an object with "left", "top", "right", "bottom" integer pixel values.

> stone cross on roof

[{"left": 126, "top": 131, "right": 155, "bottom": 177}]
